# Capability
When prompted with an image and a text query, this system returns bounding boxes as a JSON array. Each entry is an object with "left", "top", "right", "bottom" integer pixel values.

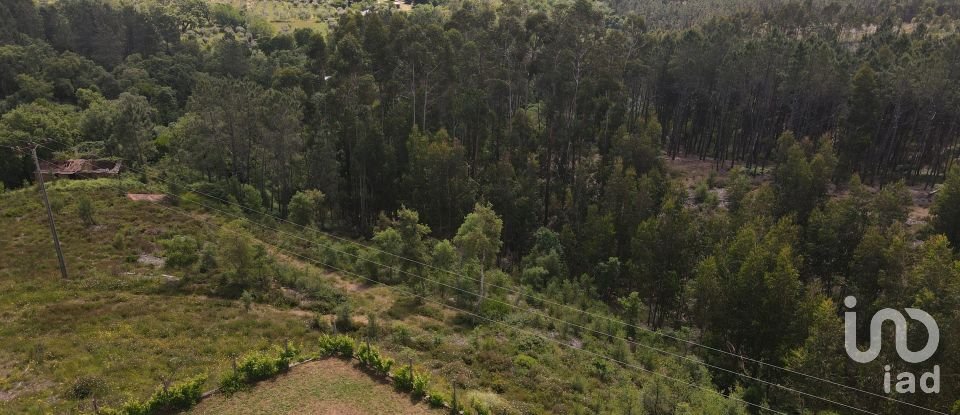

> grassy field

[
  {"left": 0, "top": 177, "right": 460, "bottom": 413},
  {"left": 0, "top": 179, "right": 323, "bottom": 413},
  {"left": 190, "top": 358, "right": 441, "bottom": 414}
]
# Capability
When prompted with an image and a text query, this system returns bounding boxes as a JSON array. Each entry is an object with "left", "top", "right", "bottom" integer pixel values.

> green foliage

[
  {"left": 356, "top": 342, "right": 393, "bottom": 376},
  {"left": 933, "top": 165, "right": 960, "bottom": 247},
  {"left": 240, "top": 290, "right": 253, "bottom": 312},
  {"left": 219, "top": 347, "right": 296, "bottom": 394},
  {"left": 772, "top": 132, "right": 836, "bottom": 222},
  {"left": 103, "top": 374, "right": 207, "bottom": 415},
  {"left": 68, "top": 375, "right": 106, "bottom": 401},
  {"left": 160, "top": 235, "right": 199, "bottom": 268},
  {"left": 47, "top": 192, "right": 65, "bottom": 214},
  {"left": 427, "top": 390, "right": 447, "bottom": 408},
  {"left": 288, "top": 189, "right": 325, "bottom": 226},
  {"left": 454, "top": 202, "right": 504, "bottom": 267},
  {"left": 214, "top": 223, "right": 271, "bottom": 297},
  {"left": 317, "top": 334, "right": 355, "bottom": 358},
  {"left": 77, "top": 195, "right": 96, "bottom": 226},
  {"left": 2, "top": 0, "right": 960, "bottom": 411},
  {"left": 403, "top": 128, "right": 474, "bottom": 234},
  {"left": 112, "top": 225, "right": 135, "bottom": 250},
  {"left": 238, "top": 183, "right": 263, "bottom": 212},
  {"left": 513, "top": 354, "right": 537, "bottom": 370},
  {"left": 392, "top": 364, "right": 429, "bottom": 398},
  {"left": 334, "top": 304, "right": 354, "bottom": 332}
]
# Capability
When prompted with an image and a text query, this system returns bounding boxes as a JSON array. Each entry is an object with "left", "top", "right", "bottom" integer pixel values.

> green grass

[
  {"left": 189, "top": 358, "right": 441, "bottom": 414},
  {"left": 0, "top": 177, "right": 447, "bottom": 414},
  {"left": 0, "top": 179, "right": 319, "bottom": 413}
]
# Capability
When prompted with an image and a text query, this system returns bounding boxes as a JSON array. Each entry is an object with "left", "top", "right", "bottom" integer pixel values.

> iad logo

[{"left": 843, "top": 296, "right": 940, "bottom": 393}]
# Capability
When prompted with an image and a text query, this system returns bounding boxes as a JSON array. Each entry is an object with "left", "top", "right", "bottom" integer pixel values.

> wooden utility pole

[{"left": 31, "top": 145, "right": 68, "bottom": 279}]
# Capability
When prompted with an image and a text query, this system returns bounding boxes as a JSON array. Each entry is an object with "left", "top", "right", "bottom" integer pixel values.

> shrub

[
  {"left": 240, "top": 290, "right": 254, "bottom": 312},
  {"left": 467, "top": 391, "right": 520, "bottom": 415},
  {"left": 693, "top": 181, "right": 709, "bottom": 204},
  {"left": 478, "top": 298, "right": 511, "bottom": 320},
  {"left": 77, "top": 195, "right": 96, "bottom": 226},
  {"left": 142, "top": 374, "right": 207, "bottom": 413},
  {"left": 68, "top": 375, "right": 106, "bottom": 401},
  {"left": 318, "top": 334, "right": 354, "bottom": 358},
  {"left": 101, "top": 374, "right": 206, "bottom": 415},
  {"left": 48, "top": 192, "right": 65, "bottom": 214},
  {"left": 309, "top": 313, "right": 331, "bottom": 332},
  {"left": 112, "top": 226, "right": 135, "bottom": 250},
  {"left": 393, "top": 364, "right": 414, "bottom": 391},
  {"left": 513, "top": 354, "right": 537, "bottom": 370},
  {"left": 198, "top": 242, "right": 217, "bottom": 273},
  {"left": 219, "top": 347, "right": 297, "bottom": 394},
  {"left": 288, "top": 189, "right": 325, "bottom": 226},
  {"left": 356, "top": 342, "right": 393, "bottom": 376},
  {"left": 239, "top": 183, "right": 263, "bottom": 212},
  {"left": 160, "top": 235, "right": 199, "bottom": 268},
  {"left": 365, "top": 313, "right": 379, "bottom": 339},
  {"left": 427, "top": 390, "right": 447, "bottom": 408},
  {"left": 393, "top": 364, "right": 429, "bottom": 398},
  {"left": 334, "top": 304, "right": 354, "bottom": 332},
  {"left": 412, "top": 374, "right": 429, "bottom": 400}
]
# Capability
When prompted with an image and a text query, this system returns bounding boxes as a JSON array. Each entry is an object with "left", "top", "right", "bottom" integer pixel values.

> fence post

[{"left": 451, "top": 383, "right": 458, "bottom": 414}]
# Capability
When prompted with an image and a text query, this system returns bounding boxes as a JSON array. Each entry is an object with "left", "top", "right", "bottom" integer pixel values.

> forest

[{"left": 1, "top": 0, "right": 959, "bottom": 413}]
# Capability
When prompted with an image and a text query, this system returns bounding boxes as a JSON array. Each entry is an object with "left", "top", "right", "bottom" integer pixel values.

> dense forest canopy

[
  {"left": 2, "top": 0, "right": 960, "bottom": 413},
  {"left": 607, "top": 0, "right": 960, "bottom": 29}
]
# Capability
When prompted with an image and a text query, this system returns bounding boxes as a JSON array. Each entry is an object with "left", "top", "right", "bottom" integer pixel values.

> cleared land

[{"left": 190, "top": 358, "right": 440, "bottom": 414}]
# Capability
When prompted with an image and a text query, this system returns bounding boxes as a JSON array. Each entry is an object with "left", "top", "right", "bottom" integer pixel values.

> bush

[
  {"left": 101, "top": 374, "right": 206, "bottom": 415},
  {"left": 142, "top": 374, "right": 207, "bottom": 413},
  {"left": 318, "top": 334, "right": 354, "bottom": 358},
  {"left": 48, "top": 192, "right": 65, "bottom": 214},
  {"left": 198, "top": 242, "right": 217, "bottom": 273},
  {"left": 288, "top": 189, "right": 325, "bottom": 226},
  {"left": 112, "top": 226, "right": 135, "bottom": 250},
  {"left": 68, "top": 375, "right": 106, "bottom": 401},
  {"left": 77, "top": 195, "right": 96, "bottom": 226},
  {"left": 160, "top": 235, "right": 199, "bottom": 268},
  {"left": 309, "top": 313, "right": 331, "bottom": 332},
  {"left": 513, "top": 354, "right": 537, "bottom": 370},
  {"left": 239, "top": 183, "right": 263, "bottom": 212},
  {"left": 693, "top": 181, "right": 709, "bottom": 204},
  {"left": 219, "top": 347, "right": 297, "bottom": 394},
  {"left": 334, "top": 304, "right": 354, "bottom": 332},
  {"left": 393, "top": 364, "right": 429, "bottom": 398},
  {"left": 240, "top": 290, "right": 254, "bottom": 312},
  {"left": 427, "top": 390, "right": 448, "bottom": 408},
  {"left": 356, "top": 342, "right": 393, "bottom": 376}
]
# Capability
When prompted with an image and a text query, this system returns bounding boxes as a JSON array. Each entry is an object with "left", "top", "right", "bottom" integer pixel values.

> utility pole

[{"left": 31, "top": 145, "right": 68, "bottom": 279}]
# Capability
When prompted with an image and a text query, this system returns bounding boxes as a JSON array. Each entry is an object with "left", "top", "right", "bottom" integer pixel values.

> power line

[
  {"left": 89, "top": 177, "right": 789, "bottom": 415},
  {"left": 35, "top": 143, "right": 948, "bottom": 414},
  {"left": 67, "top": 160, "right": 884, "bottom": 413},
  {"left": 49, "top": 158, "right": 902, "bottom": 415}
]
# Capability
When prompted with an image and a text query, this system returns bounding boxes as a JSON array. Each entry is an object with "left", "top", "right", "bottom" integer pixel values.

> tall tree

[{"left": 453, "top": 202, "right": 503, "bottom": 307}]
